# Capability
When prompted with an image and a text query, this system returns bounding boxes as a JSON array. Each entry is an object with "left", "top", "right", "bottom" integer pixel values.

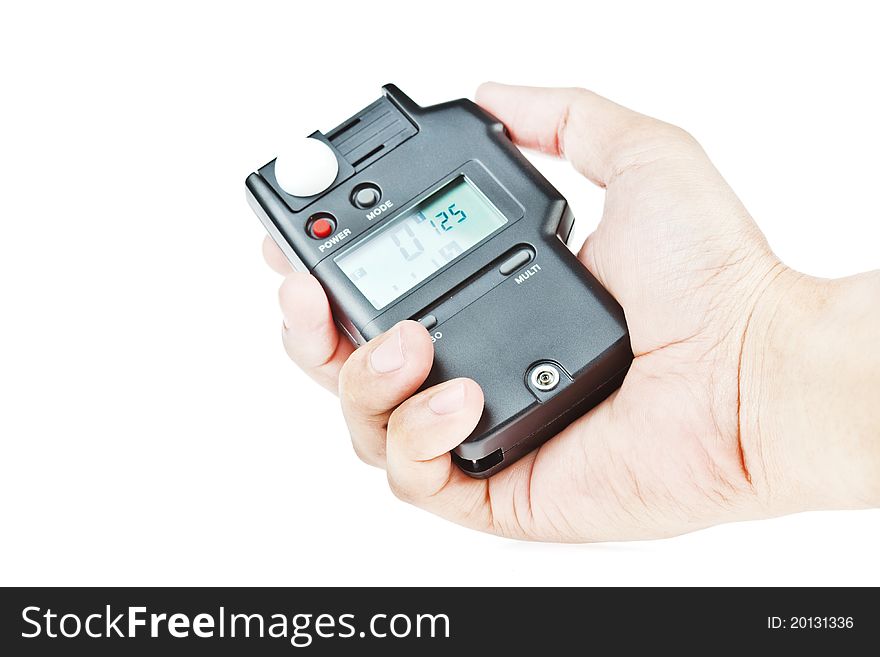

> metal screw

[{"left": 530, "top": 364, "right": 560, "bottom": 391}]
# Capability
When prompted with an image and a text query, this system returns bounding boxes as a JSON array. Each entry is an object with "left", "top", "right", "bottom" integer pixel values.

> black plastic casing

[{"left": 246, "top": 84, "right": 632, "bottom": 478}]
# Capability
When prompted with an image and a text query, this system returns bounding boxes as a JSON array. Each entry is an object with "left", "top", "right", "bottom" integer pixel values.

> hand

[{"left": 263, "top": 83, "right": 880, "bottom": 541}]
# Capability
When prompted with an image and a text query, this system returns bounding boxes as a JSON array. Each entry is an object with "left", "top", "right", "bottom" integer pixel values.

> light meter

[{"left": 246, "top": 85, "right": 632, "bottom": 477}]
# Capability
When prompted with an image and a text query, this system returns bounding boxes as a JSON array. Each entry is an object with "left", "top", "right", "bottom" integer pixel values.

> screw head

[{"left": 530, "top": 363, "right": 560, "bottom": 392}]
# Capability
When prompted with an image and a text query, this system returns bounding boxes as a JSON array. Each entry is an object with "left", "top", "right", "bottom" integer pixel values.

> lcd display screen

[{"left": 335, "top": 176, "right": 508, "bottom": 309}]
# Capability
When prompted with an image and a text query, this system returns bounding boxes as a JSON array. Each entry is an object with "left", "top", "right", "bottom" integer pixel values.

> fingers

[
  {"left": 338, "top": 321, "right": 434, "bottom": 467},
  {"left": 263, "top": 236, "right": 293, "bottom": 275},
  {"left": 475, "top": 82, "right": 702, "bottom": 186},
  {"left": 385, "top": 378, "right": 495, "bottom": 531},
  {"left": 278, "top": 272, "right": 353, "bottom": 392}
]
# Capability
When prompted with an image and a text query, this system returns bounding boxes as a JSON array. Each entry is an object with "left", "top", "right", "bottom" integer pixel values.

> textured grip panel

[{"left": 327, "top": 97, "right": 417, "bottom": 170}]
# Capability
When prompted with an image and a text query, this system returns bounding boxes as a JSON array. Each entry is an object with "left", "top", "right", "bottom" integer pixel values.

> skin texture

[{"left": 264, "top": 83, "right": 880, "bottom": 542}]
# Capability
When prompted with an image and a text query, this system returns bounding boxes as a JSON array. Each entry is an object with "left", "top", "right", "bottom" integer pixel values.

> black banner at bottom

[{"left": 0, "top": 587, "right": 874, "bottom": 655}]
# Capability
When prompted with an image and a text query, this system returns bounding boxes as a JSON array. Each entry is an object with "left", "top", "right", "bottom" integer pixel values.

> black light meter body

[{"left": 246, "top": 85, "right": 633, "bottom": 478}]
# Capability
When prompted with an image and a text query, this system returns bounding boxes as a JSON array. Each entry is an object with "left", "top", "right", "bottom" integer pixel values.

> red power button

[{"left": 309, "top": 216, "right": 335, "bottom": 239}]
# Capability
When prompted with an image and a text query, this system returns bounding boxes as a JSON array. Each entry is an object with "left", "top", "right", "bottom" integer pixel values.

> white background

[{"left": 1, "top": 1, "right": 877, "bottom": 586}]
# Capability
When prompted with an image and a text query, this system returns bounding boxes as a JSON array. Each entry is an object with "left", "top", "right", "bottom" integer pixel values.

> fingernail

[
  {"left": 428, "top": 382, "right": 466, "bottom": 415},
  {"left": 370, "top": 329, "right": 405, "bottom": 373}
]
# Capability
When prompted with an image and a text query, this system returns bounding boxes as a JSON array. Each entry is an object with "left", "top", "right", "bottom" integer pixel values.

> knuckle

[
  {"left": 386, "top": 404, "right": 414, "bottom": 444},
  {"left": 336, "top": 357, "right": 359, "bottom": 406},
  {"left": 352, "top": 443, "right": 372, "bottom": 465},
  {"left": 569, "top": 86, "right": 597, "bottom": 104},
  {"left": 351, "top": 438, "right": 381, "bottom": 467},
  {"left": 656, "top": 122, "right": 698, "bottom": 148},
  {"left": 386, "top": 404, "right": 427, "bottom": 464},
  {"left": 610, "top": 119, "right": 704, "bottom": 178},
  {"left": 336, "top": 357, "right": 351, "bottom": 389},
  {"left": 386, "top": 471, "right": 418, "bottom": 504},
  {"left": 637, "top": 120, "right": 699, "bottom": 152},
  {"left": 556, "top": 88, "right": 595, "bottom": 154},
  {"left": 337, "top": 342, "right": 367, "bottom": 385}
]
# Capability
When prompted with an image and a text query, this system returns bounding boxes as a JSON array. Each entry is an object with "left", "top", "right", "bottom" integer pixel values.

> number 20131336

[{"left": 767, "top": 616, "right": 854, "bottom": 630}]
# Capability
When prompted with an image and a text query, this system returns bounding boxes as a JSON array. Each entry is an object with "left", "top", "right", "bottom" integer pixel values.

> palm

[{"left": 489, "top": 154, "right": 779, "bottom": 541}]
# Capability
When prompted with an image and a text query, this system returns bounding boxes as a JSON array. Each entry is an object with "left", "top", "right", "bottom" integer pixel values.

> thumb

[
  {"left": 475, "top": 82, "right": 702, "bottom": 187},
  {"left": 384, "top": 378, "right": 497, "bottom": 532}
]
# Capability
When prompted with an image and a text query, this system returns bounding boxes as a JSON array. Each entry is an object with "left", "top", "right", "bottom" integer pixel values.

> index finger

[
  {"left": 263, "top": 236, "right": 293, "bottom": 275},
  {"left": 278, "top": 272, "right": 354, "bottom": 393}
]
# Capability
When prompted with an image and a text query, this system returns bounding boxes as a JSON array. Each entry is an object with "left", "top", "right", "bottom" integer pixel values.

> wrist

[{"left": 740, "top": 268, "right": 880, "bottom": 513}]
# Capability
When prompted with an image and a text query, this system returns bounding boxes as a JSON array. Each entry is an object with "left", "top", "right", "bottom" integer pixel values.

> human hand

[{"left": 263, "top": 83, "right": 879, "bottom": 541}]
